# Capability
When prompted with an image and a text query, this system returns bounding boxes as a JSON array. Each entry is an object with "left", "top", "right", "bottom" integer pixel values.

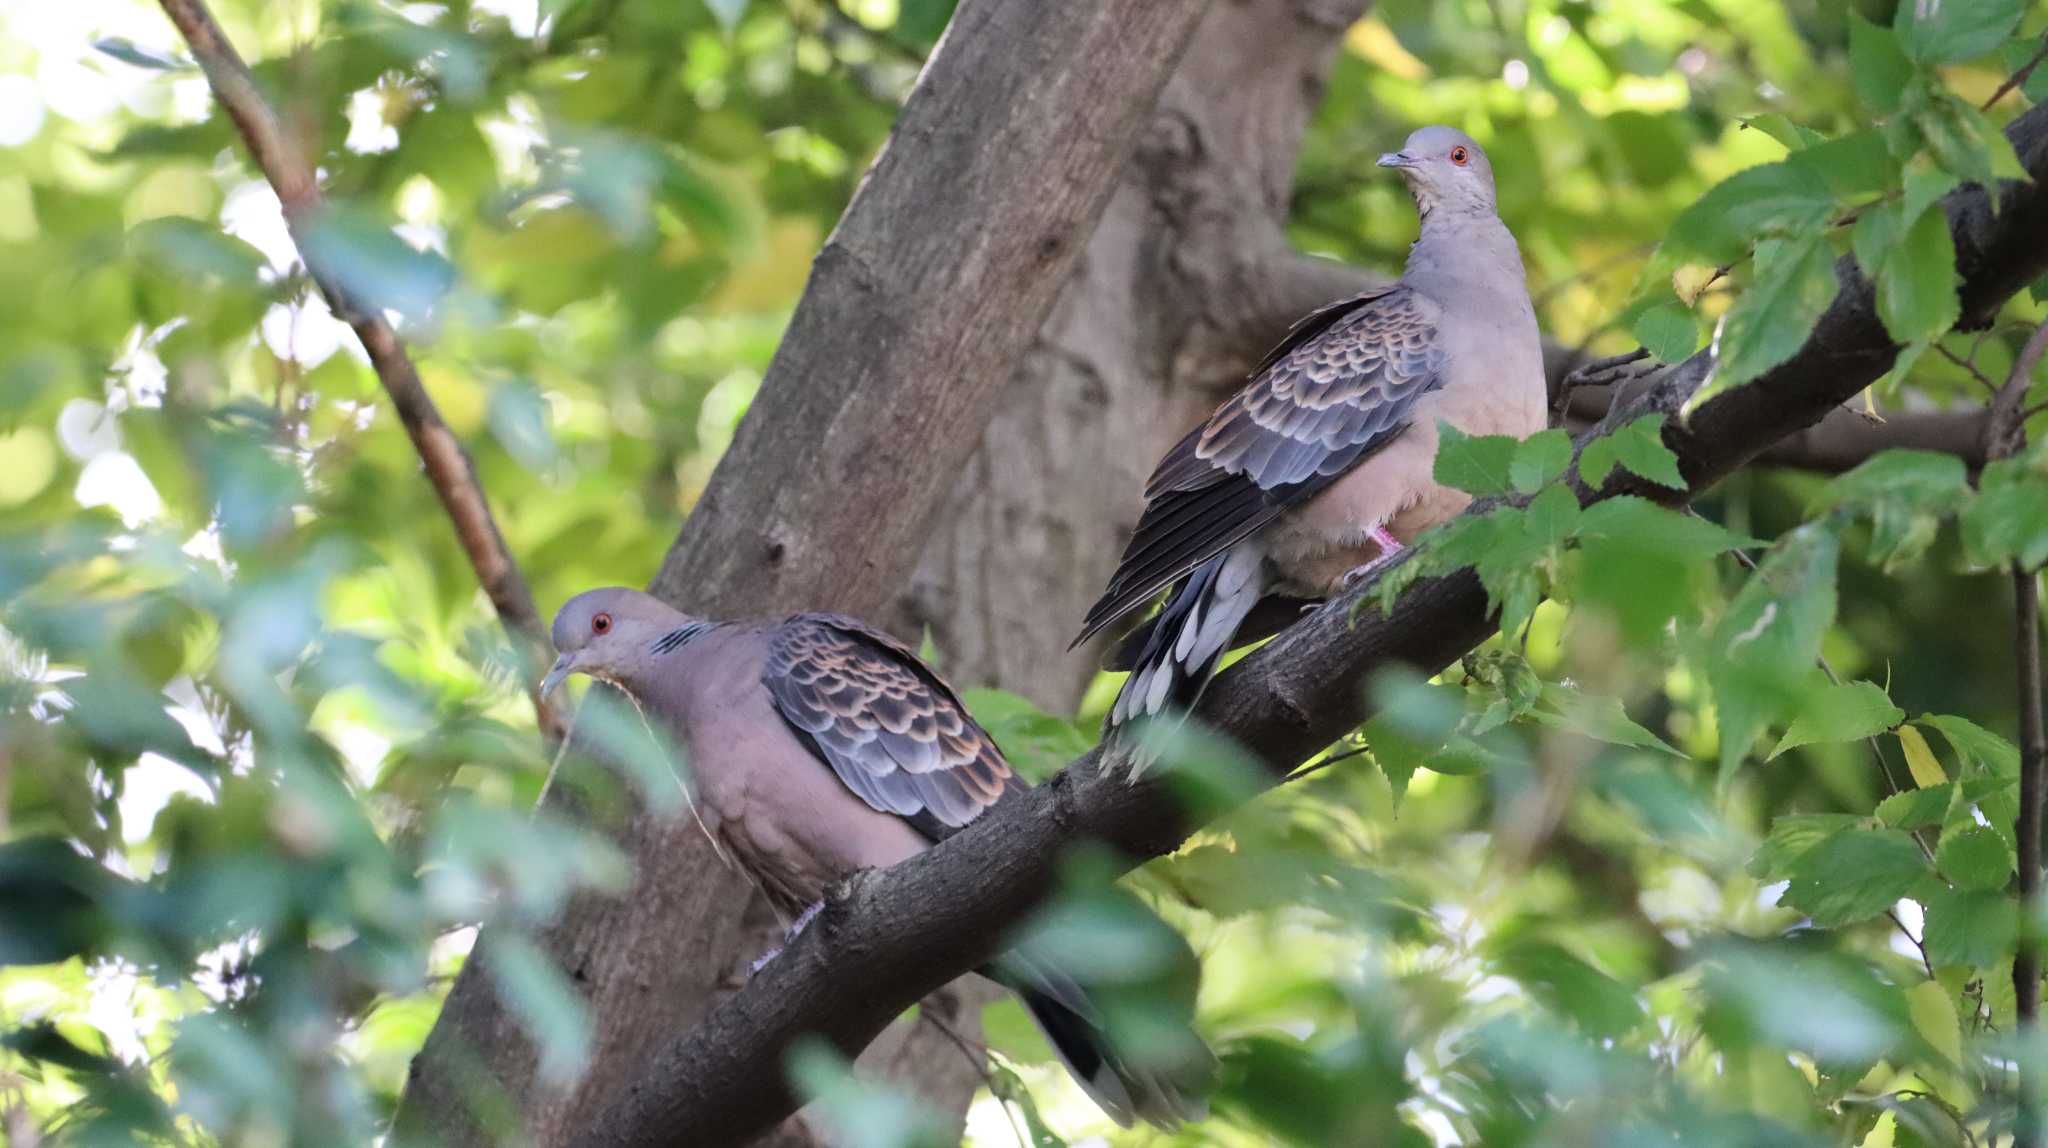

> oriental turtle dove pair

[{"left": 539, "top": 125, "right": 1546, "bottom": 1129}]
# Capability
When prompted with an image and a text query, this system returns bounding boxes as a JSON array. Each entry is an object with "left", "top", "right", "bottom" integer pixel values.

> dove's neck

[{"left": 1402, "top": 209, "right": 1531, "bottom": 319}]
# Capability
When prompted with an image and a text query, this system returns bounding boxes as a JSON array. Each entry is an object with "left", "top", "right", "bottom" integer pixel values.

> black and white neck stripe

[{"left": 650, "top": 621, "right": 714, "bottom": 655}]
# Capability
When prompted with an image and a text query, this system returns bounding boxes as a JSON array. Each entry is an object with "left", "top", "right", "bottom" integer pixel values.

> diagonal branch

[
  {"left": 567, "top": 101, "right": 2048, "bottom": 1148},
  {"left": 156, "top": 0, "right": 562, "bottom": 741}
]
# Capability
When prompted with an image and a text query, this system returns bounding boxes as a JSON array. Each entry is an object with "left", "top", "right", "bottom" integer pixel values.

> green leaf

[
  {"left": 1894, "top": 0, "right": 2024, "bottom": 65},
  {"left": 1630, "top": 300, "right": 1701, "bottom": 363},
  {"left": 486, "top": 934, "right": 593, "bottom": 1087},
  {"left": 1668, "top": 160, "right": 1837, "bottom": 264},
  {"left": 1794, "top": 129, "right": 1901, "bottom": 199},
  {"left": 1489, "top": 938, "right": 1644, "bottom": 1039},
  {"left": 1744, "top": 113, "right": 1824, "bottom": 151},
  {"left": 300, "top": 206, "right": 457, "bottom": 321},
  {"left": 1576, "top": 415, "right": 1686, "bottom": 491},
  {"left": 1877, "top": 783, "right": 1955, "bottom": 829},
  {"left": 1707, "top": 520, "right": 1840, "bottom": 780},
  {"left": 1960, "top": 440, "right": 2048, "bottom": 569},
  {"left": 1922, "top": 885, "right": 2017, "bottom": 967},
  {"left": 788, "top": 1040, "right": 951, "bottom": 1148},
  {"left": 1508, "top": 430, "right": 1573, "bottom": 493},
  {"left": 1750, "top": 813, "right": 1865, "bottom": 880},
  {"left": 1433, "top": 422, "right": 1519, "bottom": 497},
  {"left": 1769, "top": 680, "right": 1903, "bottom": 759},
  {"left": 1917, "top": 92, "right": 2028, "bottom": 189},
  {"left": 1819, "top": 449, "right": 1972, "bottom": 572},
  {"left": 1934, "top": 824, "right": 2014, "bottom": 890},
  {"left": 1576, "top": 496, "right": 1755, "bottom": 555},
  {"left": 1921, "top": 715, "right": 2021, "bottom": 775},
  {"left": 1876, "top": 202, "right": 1960, "bottom": 344},
  {"left": 1780, "top": 826, "right": 1931, "bottom": 926},
  {"left": 1850, "top": 12, "right": 1914, "bottom": 114},
  {"left": 1706, "top": 231, "right": 1840, "bottom": 397},
  {"left": 1530, "top": 684, "right": 1683, "bottom": 755}
]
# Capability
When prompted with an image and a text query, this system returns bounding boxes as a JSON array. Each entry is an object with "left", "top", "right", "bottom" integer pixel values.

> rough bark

[
  {"left": 899, "top": 0, "right": 1377, "bottom": 711},
  {"left": 563, "top": 102, "right": 2048, "bottom": 1148},
  {"left": 392, "top": 2, "right": 1211, "bottom": 1145}
]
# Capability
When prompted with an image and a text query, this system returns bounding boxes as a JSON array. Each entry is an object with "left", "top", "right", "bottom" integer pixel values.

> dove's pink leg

[
  {"left": 1337, "top": 525, "right": 1405, "bottom": 591},
  {"left": 749, "top": 900, "right": 824, "bottom": 974}
]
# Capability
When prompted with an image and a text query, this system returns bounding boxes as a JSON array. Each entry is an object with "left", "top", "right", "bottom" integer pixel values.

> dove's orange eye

[
  {"left": 1449, "top": 146, "right": 1470, "bottom": 166},
  {"left": 591, "top": 613, "right": 612, "bottom": 634}
]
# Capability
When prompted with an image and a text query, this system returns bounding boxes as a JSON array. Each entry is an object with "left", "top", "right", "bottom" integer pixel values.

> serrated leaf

[
  {"left": 1706, "top": 232, "right": 1841, "bottom": 399},
  {"left": 1750, "top": 813, "right": 1866, "bottom": 880},
  {"left": 1630, "top": 300, "right": 1700, "bottom": 363},
  {"left": 1577, "top": 415, "right": 1686, "bottom": 491},
  {"left": 1796, "top": 129, "right": 1901, "bottom": 199},
  {"left": 1850, "top": 12, "right": 1914, "bottom": 114},
  {"left": 1877, "top": 203, "right": 1960, "bottom": 344},
  {"left": 1434, "top": 422, "right": 1519, "bottom": 497},
  {"left": 1744, "top": 113, "right": 1825, "bottom": 151},
  {"left": 1769, "top": 680, "right": 1903, "bottom": 759},
  {"left": 1508, "top": 430, "right": 1573, "bottom": 493},
  {"left": 1530, "top": 684, "right": 1683, "bottom": 755},
  {"left": 1897, "top": 724, "right": 1949, "bottom": 787},
  {"left": 1708, "top": 520, "right": 1840, "bottom": 780},
  {"left": 1923, "top": 885, "right": 2017, "bottom": 968},
  {"left": 1878, "top": 783, "right": 1955, "bottom": 829},
  {"left": 1668, "top": 161, "right": 1837, "bottom": 264},
  {"left": 1960, "top": 441, "right": 2048, "bottom": 569},
  {"left": 1934, "top": 824, "right": 2013, "bottom": 890},
  {"left": 1576, "top": 496, "right": 1755, "bottom": 556},
  {"left": 1781, "top": 826, "right": 1931, "bottom": 926},
  {"left": 1819, "top": 449, "right": 1971, "bottom": 572},
  {"left": 1894, "top": 0, "right": 2025, "bottom": 66}
]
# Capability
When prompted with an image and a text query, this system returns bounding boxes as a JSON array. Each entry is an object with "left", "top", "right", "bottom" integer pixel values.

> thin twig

[
  {"left": 2016, "top": 563, "right": 2044, "bottom": 1148},
  {"left": 915, "top": 1001, "right": 1029, "bottom": 1148},
  {"left": 1284, "top": 740, "right": 1372, "bottom": 784},
  {"left": 1935, "top": 343, "right": 2004, "bottom": 397},
  {"left": 155, "top": 0, "right": 562, "bottom": 743},
  {"left": 1985, "top": 319, "right": 2048, "bottom": 1148},
  {"left": 1985, "top": 30, "right": 2048, "bottom": 112},
  {"left": 1888, "top": 906, "right": 1937, "bottom": 980}
]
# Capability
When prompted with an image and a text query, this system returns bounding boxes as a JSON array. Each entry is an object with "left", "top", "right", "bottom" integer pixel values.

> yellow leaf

[{"left": 1898, "top": 724, "right": 1947, "bottom": 787}]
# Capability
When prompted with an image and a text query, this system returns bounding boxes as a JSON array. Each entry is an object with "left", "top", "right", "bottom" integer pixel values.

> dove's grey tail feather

[
  {"left": 1106, "top": 591, "right": 1319, "bottom": 673},
  {"left": 1106, "top": 545, "right": 1265, "bottom": 761},
  {"left": 992, "top": 963, "right": 1209, "bottom": 1129}
]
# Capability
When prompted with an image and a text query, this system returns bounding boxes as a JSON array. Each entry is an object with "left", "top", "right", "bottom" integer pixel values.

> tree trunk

[
  {"left": 900, "top": 0, "right": 1380, "bottom": 711},
  {"left": 391, "top": 1, "right": 1210, "bottom": 1144}
]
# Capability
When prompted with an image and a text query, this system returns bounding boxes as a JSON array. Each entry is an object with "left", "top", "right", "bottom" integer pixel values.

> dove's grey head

[
  {"left": 540, "top": 586, "right": 696, "bottom": 697},
  {"left": 1377, "top": 125, "right": 1495, "bottom": 217}
]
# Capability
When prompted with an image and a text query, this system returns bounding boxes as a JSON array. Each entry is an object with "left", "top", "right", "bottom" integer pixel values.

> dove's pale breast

[
  {"left": 1264, "top": 229, "right": 1545, "bottom": 598},
  {"left": 650, "top": 625, "right": 929, "bottom": 916}
]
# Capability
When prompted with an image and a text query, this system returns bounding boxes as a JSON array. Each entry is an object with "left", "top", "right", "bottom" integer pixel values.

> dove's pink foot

[
  {"left": 749, "top": 900, "right": 824, "bottom": 975},
  {"left": 1337, "top": 525, "right": 1405, "bottom": 592}
]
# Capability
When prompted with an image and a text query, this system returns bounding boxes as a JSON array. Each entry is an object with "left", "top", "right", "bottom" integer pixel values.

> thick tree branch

[
  {"left": 1561, "top": 383, "right": 1993, "bottom": 473},
  {"left": 570, "top": 103, "right": 2048, "bottom": 1148},
  {"left": 397, "top": 1, "right": 1214, "bottom": 1143},
  {"left": 155, "top": 0, "right": 561, "bottom": 741}
]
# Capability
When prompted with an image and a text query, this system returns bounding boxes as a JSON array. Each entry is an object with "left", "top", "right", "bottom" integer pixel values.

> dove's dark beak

[
  {"left": 540, "top": 652, "right": 577, "bottom": 699},
  {"left": 1377, "top": 151, "right": 1416, "bottom": 169}
]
